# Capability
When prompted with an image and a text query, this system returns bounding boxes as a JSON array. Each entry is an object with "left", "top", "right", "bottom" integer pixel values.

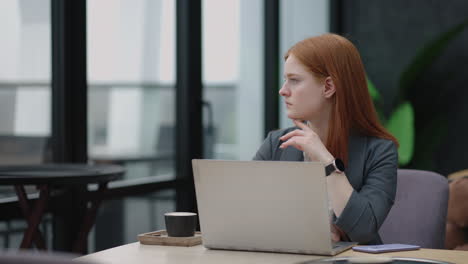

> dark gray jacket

[{"left": 253, "top": 127, "right": 398, "bottom": 245}]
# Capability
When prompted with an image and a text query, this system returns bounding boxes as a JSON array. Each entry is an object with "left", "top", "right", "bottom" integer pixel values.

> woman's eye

[{"left": 289, "top": 79, "right": 299, "bottom": 83}]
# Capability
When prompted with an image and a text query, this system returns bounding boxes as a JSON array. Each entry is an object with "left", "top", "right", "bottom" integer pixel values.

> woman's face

[{"left": 279, "top": 54, "right": 328, "bottom": 121}]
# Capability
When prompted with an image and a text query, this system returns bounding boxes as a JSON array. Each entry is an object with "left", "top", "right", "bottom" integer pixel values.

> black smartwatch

[{"left": 325, "top": 158, "right": 345, "bottom": 176}]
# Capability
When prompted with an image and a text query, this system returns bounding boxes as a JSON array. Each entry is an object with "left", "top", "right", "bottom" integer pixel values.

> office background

[{"left": 0, "top": 0, "right": 467, "bottom": 254}]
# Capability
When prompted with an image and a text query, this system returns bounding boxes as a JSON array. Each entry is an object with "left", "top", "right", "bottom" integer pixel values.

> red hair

[{"left": 285, "top": 34, "right": 398, "bottom": 165}]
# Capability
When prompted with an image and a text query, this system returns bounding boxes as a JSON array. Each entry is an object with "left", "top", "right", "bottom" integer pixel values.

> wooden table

[{"left": 78, "top": 243, "right": 468, "bottom": 264}]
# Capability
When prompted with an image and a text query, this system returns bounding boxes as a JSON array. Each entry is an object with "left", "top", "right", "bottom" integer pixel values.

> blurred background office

[{"left": 0, "top": 0, "right": 467, "bottom": 254}]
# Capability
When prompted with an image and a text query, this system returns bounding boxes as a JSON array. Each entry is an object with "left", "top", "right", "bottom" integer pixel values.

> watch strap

[
  {"left": 325, "top": 163, "right": 335, "bottom": 176},
  {"left": 325, "top": 158, "right": 345, "bottom": 176}
]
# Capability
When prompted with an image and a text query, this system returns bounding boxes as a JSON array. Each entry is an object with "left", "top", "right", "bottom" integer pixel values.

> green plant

[{"left": 369, "top": 19, "right": 468, "bottom": 167}]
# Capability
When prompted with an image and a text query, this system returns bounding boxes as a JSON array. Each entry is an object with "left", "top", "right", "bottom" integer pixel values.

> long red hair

[{"left": 285, "top": 34, "right": 398, "bottom": 165}]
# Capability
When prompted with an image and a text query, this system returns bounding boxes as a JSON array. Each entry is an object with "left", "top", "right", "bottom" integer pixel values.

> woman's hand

[
  {"left": 331, "top": 224, "right": 341, "bottom": 242},
  {"left": 279, "top": 120, "right": 334, "bottom": 163}
]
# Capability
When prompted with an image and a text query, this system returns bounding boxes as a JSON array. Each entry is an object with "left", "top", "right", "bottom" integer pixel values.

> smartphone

[{"left": 352, "top": 244, "right": 421, "bottom": 253}]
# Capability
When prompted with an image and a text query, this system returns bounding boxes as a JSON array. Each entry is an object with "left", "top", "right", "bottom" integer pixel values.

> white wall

[
  {"left": 0, "top": 0, "right": 21, "bottom": 81},
  {"left": 203, "top": 0, "right": 239, "bottom": 84},
  {"left": 87, "top": 0, "right": 174, "bottom": 152},
  {"left": 0, "top": 0, "right": 50, "bottom": 81},
  {"left": 0, "top": 0, "right": 51, "bottom": 135}
]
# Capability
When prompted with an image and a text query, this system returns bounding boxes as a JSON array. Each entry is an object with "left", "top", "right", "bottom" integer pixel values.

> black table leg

[
  {"left": 14, "top": 184, "right": 49, "bottom": 249},
  {"left": 52, "top": 185, "right": 87, "bottom": 252},
  {"left": 72, "top": 182, "right": 108, "bottom": 254}
]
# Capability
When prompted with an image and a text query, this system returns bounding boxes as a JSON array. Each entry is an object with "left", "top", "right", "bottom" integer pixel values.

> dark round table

[
  {"left": 0, "top": 163, "right": 124, "bottom": 253},
  {"left": 0, "top": 164, "right": 123, "bottom": 185}
]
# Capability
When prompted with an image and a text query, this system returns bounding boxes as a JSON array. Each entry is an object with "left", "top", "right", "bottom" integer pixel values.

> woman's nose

[{"left": 279, "top": 84, "right": 289, "bottom": 97}]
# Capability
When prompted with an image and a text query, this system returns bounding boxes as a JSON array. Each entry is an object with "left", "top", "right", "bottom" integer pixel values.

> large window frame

[
  {"left": 0, "top": 0, "right": 284, "bottom": 252},
  {"left": 46, "top": 0, "right": 202, "bottom": 251}
]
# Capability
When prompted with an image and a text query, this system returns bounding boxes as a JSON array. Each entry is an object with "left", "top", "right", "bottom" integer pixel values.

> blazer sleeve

[
  {"left": 334, "top": 139, "right": 398, "bottom": 243},
  {"left": 252, "top": 131, "right": 274, "bottom": 160}
]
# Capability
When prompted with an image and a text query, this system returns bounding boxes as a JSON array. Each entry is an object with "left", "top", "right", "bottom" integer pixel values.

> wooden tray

[{"left": 138, "top": 230, "right": 202, "bottom": 247}]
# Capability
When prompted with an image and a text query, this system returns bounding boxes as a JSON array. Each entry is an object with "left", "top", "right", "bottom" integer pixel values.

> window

[
  {"left": 87, "top": 0, "right": 176, "bottom": 181},
  {"left": 0, "top": 0, "right": 51, "bottom": 139},
  {"left": 0, "top": 0, "right": 52, "bottom": 249},
  {"left": 203, "top": 0, "right": 264, "bottom": 160}
]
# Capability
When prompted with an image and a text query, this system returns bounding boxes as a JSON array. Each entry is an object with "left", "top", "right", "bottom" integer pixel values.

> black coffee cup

[{"left": 164, "top": 212, "right": 197, "bottom": 237}]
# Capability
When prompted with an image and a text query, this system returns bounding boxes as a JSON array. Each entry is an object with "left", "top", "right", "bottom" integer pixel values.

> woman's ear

[{"left": 323, "top": 77, "right": 336, "bottom": 98}]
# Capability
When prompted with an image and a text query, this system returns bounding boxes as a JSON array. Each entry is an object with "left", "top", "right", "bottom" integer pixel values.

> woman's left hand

[
  {"left": 331, "top": 224, "right": 342, "bottom": 242},
  {"left": 279, "top": 120, "right": 334, "bottom": 163}
]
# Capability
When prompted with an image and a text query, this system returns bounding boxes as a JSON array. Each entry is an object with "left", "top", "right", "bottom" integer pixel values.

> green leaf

[
  {"left": 398, "top": 19, "right": 468, "bottom": 103},
  {"left": 367, "top": 76, "right": 386, "bottom": 122},
  {"left": 367, "top": 77, "right": 381, "bottom": 102},
  {"left": 386, "top": 102, "right": 414, "bottom": 166}
]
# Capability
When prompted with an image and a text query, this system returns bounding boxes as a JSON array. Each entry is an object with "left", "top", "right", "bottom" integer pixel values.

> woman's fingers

[
  {"left": 279, "top": 136, "right": 303, "bottom": 151},
  {"left": 279, "top": 120, "right": 314, "bottom": 142},
  {"left": 331, "top": 230, "right": 340, "bottom": 242},
  {"left": 293, "top": 119, "right": 310, "bottom": 130},
  {"left": 279, "top": 129, "right": 304, "bottom": 141},
  {"left": 330, "top": 224, "right": 341, "bottom": 242}
]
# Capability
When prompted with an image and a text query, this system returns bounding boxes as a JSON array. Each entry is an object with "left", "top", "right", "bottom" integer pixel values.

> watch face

[{"left": 335, "top": 159, "right": 345, "bottom": 172}]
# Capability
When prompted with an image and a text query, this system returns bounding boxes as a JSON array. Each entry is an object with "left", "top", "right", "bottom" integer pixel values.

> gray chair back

[
  {"left": 0, "top": 135, "right": 51, "bottom": 165},
  {"left": 0, "top": 135, "right": 51, "bottom": 198},
  {"left": 155, "top": 125, "right": 216, "bottom": 159},
  {"left": 379, "top": 169, "right": 449, "bottom": 249}
]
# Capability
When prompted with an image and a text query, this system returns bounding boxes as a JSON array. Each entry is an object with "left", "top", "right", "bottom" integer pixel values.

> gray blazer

[{"left": 253, "top": 127, "right": 398, "bottom": 245}]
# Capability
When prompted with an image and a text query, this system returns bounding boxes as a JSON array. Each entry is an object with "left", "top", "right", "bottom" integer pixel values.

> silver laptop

[{"left": 192, "top": 159, "right": 357, "bottom": 256}]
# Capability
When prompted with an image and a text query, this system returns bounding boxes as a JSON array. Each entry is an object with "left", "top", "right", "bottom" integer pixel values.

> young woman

[{"left": 253, "top": 34, "right": 398, "bottom": 245}]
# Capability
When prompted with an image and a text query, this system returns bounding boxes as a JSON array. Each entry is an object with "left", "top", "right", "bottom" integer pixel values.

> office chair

[
  {"left": 379, "top": 169, "right": 449, "bottom": 249},
  {"left": 155, "top": 101, "right": 216, "bottom": 158},
  {"left": 0, "top": 135, "right": 51, "bottom": 165},
  {"left": 0, "top": 135, "right": 51, "bottom": 195},
  {"left": 152, "top": 100, "right": 216, "bottom": 175},
  {"left": 0, "top": 135, "right": 51, "bottom": 247}
]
